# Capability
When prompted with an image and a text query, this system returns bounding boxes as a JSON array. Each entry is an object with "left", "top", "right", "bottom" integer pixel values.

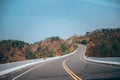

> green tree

[
  {"left": 81, "top": 40, "right": 87, "bottom": 45},
  {"left": 60, "top": 43, "right": 68, "bottom": 53},
  {"left": 0, "top": 53, "right": 8, "bottom": 63},
  {"left": 25, "top": 48, "right": 36, "bottom": 59},
  {"left": 50, "top": 36, "right": 60, "bottom": 41},
  {"left": 25, "top": 52, "right": 36, "bottom": 59},
  {"left": 10, "top": 52, "right": 15, "bottom": 57},
  {"left": 47, "top": 51, "right": 54, "bottom": 57}
]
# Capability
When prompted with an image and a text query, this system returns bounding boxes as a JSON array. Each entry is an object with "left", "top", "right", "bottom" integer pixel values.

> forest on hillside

[
  {"left": 0, "top": 37, "right": 77, "bottom": 63},
  {"left": 85, "top": 28, "right": 120, "bottom": 57},
  {"left": 1, "top": 28, "right": 120, "bottom": 64}
]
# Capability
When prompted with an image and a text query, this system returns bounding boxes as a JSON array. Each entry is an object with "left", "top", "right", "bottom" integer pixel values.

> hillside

[
  {"left": 1, "top": 28, "right": 119, "bottom": 64},
  {"left": 0, "top": 37, "right": 77, "bottom": 63},
  {"left": 66, "top": 28, "right": 120, "bottom": 57},
  {"left": 85, "top": 28, "right": 120, "bottom": 57},
  {"left": 0, "top": 40, "right": 36, "bottom": 63},
  {"left": 31, "top": 36, "right": 77, "bottom": 58}
]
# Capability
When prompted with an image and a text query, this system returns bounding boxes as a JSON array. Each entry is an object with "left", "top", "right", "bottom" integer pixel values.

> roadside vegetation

[
  {"left": 85, "top": 28, "right": 120, "bottom": 57},
  {"left": 0, "top": 40, "right": 36, "bottom": 63},
  {"left": 80, "top": 40, "right": 88, "bottom": 45},
  {"left": 0, "top": 36, "right": 77, "bottom": 63},
  {"left": 34, "top": 36, "right": 77, "bottom": 58}
]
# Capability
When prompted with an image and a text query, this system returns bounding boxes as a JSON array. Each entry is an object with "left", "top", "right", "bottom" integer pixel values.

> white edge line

[
  {"left": 0, "top": 60, "right": 44, "bottom": 76},
  {"left": 12, "top": 48, "right": 78, "bottom": 80},
  {"left": 12, "top": 61, "right": 44, "bottom": 80},
  {"left": 0, "top": 48, "right": 78, "bottom": 77},
  {"left": 83, "top": 53, "right": 120, "bottom": 66}
]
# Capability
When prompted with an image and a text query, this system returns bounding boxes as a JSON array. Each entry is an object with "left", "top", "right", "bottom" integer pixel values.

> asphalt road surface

[{"left": 0, "top": 45, "right": 120, "bottom": 80}]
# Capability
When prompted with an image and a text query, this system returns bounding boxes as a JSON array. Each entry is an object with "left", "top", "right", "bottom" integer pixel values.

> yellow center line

[{"left": 62, "top": 58, "right": 82, "bottom": 80}]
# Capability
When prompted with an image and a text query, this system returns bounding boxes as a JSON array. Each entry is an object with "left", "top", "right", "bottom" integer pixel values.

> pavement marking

[
  {"left": 62, "top": 58, "right": 82, "bottom": 80},
  {"left": 0, "top": 75, "right": 6, "bottom": 79},
  {"left": 12, "top": 63, "right": 44, "bottom": 80}
]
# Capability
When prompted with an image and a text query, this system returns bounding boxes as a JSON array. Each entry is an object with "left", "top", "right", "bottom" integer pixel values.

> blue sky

[{"left": 0, "top": 0, "right": 120, "bottom": 43}]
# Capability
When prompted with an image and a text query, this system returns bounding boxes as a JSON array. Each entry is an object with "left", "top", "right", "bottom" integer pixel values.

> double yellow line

[{"left": 62, "top": 59, "right": 82, "bottom": 80}]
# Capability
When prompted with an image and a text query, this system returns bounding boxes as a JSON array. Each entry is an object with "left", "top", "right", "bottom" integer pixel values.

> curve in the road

[{"left": 1, "top": 44, "right": 120, "bottom": 80}]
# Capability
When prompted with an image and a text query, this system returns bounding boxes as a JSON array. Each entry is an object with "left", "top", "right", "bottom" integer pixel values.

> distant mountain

[{"left": 0, "top": 36, "right": 77, "bottom": 63}]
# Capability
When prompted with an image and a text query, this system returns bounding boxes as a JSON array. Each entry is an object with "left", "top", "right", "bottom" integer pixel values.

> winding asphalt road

[{"left": 0, "top": 45, "right": 120, "bottom": 80}]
